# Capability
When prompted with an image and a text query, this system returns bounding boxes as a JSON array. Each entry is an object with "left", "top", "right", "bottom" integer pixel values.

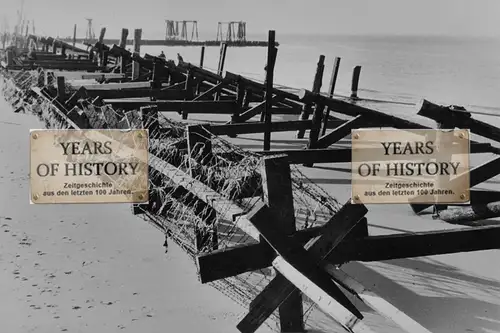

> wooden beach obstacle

[
  {"left": 2, "top": 28, "right": 500, "bottom": 333},
  {"left": 412, "top": 99, "right": 500, "bottom": 223}
]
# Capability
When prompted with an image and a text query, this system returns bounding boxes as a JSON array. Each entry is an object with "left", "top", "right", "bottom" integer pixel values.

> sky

[{"left": 1, "top": 0, "right": 500, "bottom": 39}]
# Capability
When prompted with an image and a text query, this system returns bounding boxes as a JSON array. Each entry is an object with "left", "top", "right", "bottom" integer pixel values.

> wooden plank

[
  {"left": 411, "top": 155, "right": 500, "bottom": 214},
  {"left": 85, "top": 88, "right": 186, "bottom": 100},
  {"left": 74, "top": 81, "right": 153, "bottom": 90},
  {"left": 247, "top": 202, "right": 363, "bottom": 319},
  {"left": 417, "top": 99, "right": 500, "bottom": 144},
  {"left": 102, "top": 99, "right": 239, "bottom": 113},
  {"left": 197, "top": 224, "right": 500, "bottom": 282},
  {"left": 148, "top": 154, "right": 260, "bottom": 240},
  {"left": 321, "top": 56, "right": 341, "bottom": 136},
  {"left": 235, "top": 95, "right": 285, "bottom": 123},
  {"left": 192, "top": 81, "right": 226, "bottom": 101},
  {"left": 297, "top": 55, "right": 325, "bottom": 138},
  {"left": 258, "top": 143, "right": 485, "bottom": 164},
  {"left": 273, "top": 258, "right": 374, "bottom": 332},
  {"left": 80, "top": 73, "right": 126, "bottom": 80},
  {"left": 350, "top": 65, "right": 362, "bottom": 99},
  {"left": 263, "top": 31, "right": 278, "bottom": 151},
  {"left": 261, "top": 155, "right": 304, "bottom": 331},
  {"left": 238, "top": 201, "right": 367, "bottom": 333},
  {"left": 316, "top": 115, "right": 366, "bottom": 148},
  {"left": 208, "top": 120, "right": 317, "bottom": 136},
  {"left": 328, "top": 224, "right": 500, "bottom": 263}
]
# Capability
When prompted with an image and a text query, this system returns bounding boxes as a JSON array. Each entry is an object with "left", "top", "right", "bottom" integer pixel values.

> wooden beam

[
  {"left": 215, "top": 43, "right": 228, "bottom": 101},
  {"left": 56, "top": 76, "right": 66, "bottom": 103},
  {"left": 234, "top": 95, "right": 285, "bottom": 123},
  {"left": 119, "top": 29, "right": 129, "bottom": 48},
  {"left": 411, "top": 155, "right": 500, "bottom": 214},
  {"left": 206, "top": 120, "right": 321, "bottom": 136},
  {"left": 247, "top": 202, "right": 363, "bottom": 320},
  {"left": 321, "top": 57, "right": 341, "bottom": 136},
  {"left": 84, "top": 88, "right": 186, "bottom": 100},
  {"left": 192, "top": 81, "right": 227, "bottom": 101},
  {"left": 263, "top": 31, "right": 277, "bottom": 151},
  {"left": 132, "top": 29, "right": 142, "bottom": 80},
  {"left": 102, "top": 99, "right": 239, "bottom": 113},
  {"left": 260, "top": 155, "right": 303, "bottom": 331},
  {"left": 417, "top": 99, "right": 500, "bottom": 145},
  {"left": 80, "top": 73, "right": 126, "bottom": 80},
  {"left": 316, "top": 115, "right": 366, "bottom": 148},
  {"left": 148, "top": 154, "right": 260, "bottom": 240},
  {"left": 238, "top": 201, "right": 367, "bottom": 333},
  {"left": 350, "top": 65, "right": 362, "bottom": 99},
  {"left": 297, "top": 55, "right": 325, "bottom": 138},
  {"left": 197, "top": 224, "right": 500, "bottom": 283}
]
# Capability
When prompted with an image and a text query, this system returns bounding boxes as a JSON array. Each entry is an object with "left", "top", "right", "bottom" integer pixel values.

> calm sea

[{"left": 138, "top": 34, "right": 500, "bottom": 120}]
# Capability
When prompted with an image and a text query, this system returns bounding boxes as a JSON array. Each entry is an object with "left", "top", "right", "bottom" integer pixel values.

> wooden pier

[{"left": 1, "top": 27, "right": 500, "bottom": 333}]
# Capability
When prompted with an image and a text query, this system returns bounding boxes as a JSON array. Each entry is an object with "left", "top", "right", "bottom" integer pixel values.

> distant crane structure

[
  {"left": 216, "top": 21, "right": 246, "bottom": 42},
  {"left": 84, "top": 18, "right": 96, "bottom": 43},
  {"left": 165, "top": 20, "right": 199, "bottom": 41}
]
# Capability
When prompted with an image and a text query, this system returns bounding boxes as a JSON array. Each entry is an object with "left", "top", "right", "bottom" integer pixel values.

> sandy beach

[
  {"left": 1, "top": 83, "right": 500, "bottom": 332},
  {"left": 0, "top": 98, "right": 272, "bottom": 333}
]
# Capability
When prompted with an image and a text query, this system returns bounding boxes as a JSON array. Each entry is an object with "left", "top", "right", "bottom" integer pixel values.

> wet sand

[{"left": 0, "top": 99, "right": 270, "bottom": 333}]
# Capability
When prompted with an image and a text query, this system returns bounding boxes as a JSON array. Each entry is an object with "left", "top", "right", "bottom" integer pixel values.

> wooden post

[
  {"left": 263, "top": 30, "right": 276, "bottom": 151},
  {"left": 304, "top": 102, "right": 326, "bottom": 166},
  {"left": 132, "top": 29, "right": 142, "bottom": 80},
  {"left": 214, "top": 43, "right": 227, "bottom": 101},
  {"left": 72, "top": 24, "right": 77, "bottom": 47},
  {"left": 151, "top": 60, "right": 162, "bottom": 93},
  {"left": 321, "top": 57, "right": 341, "bottom": 136},
  {"left": 233, "top": 79, "right": 246, "bottom": 124},
  {"left": 97, "top": 28, "right": 106, "bottom": 67},
  {"left": 296, "top": 55, "right": 325, "bottom": 138},
  {"left": 182, "top": 70, "right": 195, "bottom": 119},
  {"left": 6, "top": 50, "right": 13, "bottom": 67},
  {"left": 199, "top": 46, "right": 205, "bottom": 68},
  {"left": 119, "top": 28, "right": 129, "bottom": 48},
  {"left": 56, "top": 76, "right": 66, "bottom": 103},
  {"left": 195, "top": 46, "right": 206, "bottom": 95},
  {"left": 261, "top": 156, "right": 304, "bottom": 332},
  {"left": 350, "top": 65, "right": 362, "bottom": 99},
  {"left": 119, "top": 29, "right": 129, "bottom": 77}
]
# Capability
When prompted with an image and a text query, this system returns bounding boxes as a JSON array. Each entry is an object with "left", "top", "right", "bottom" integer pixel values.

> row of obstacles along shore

[{"left": 1, "top": 28, "right": 500, "bottom": 333}]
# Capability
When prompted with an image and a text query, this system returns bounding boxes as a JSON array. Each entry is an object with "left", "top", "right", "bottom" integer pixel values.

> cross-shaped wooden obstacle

[
  {"left": 188, "top": 155, "right": 434, "bottom": 333},
  {"left": 239, "top": 200, "right": 368, "bottom": 332},
  {"left": 234, "top": 155, "right": 369, "bottom": 333}
]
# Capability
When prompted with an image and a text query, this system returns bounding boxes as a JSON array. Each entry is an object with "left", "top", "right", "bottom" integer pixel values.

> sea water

[{"left": 136, "top": 34, "right": 500, "bottom": 123}]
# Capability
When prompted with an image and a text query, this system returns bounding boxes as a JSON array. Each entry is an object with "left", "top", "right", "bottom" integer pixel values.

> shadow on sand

[{"left": 343, "top": 258, "right": 500, "bottom": 333}]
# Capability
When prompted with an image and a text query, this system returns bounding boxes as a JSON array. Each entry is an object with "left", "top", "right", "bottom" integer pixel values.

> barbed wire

[{"left": 2, "top": 68, "right": 346, "bottom": 332}]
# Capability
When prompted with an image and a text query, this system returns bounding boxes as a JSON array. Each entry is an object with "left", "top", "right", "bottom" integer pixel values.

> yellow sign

[
  {"left": 351, "top": 129, "right": 470, "bottom": 204},
  {"left": 30, "top": 129, "right": 149, "bottom": 204}
]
